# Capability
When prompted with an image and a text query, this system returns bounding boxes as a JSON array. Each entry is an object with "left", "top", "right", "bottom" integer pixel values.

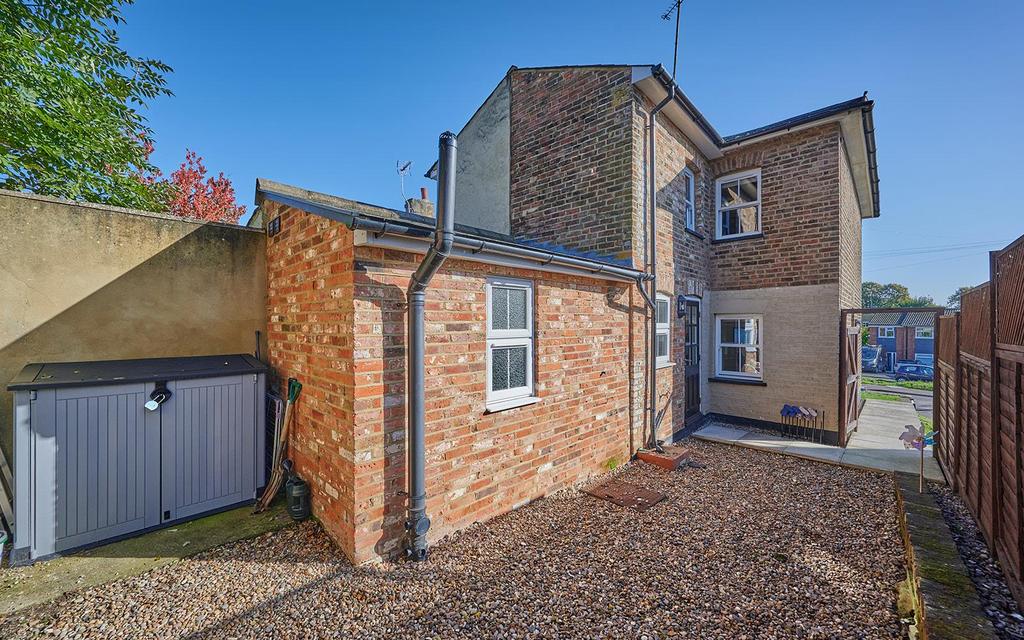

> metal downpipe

[
  {"left": 405, "top": 131, "right": 457, "bottom": 560},
  {"left": 647, "top": 71, "right": 675, "bottom": 453}
]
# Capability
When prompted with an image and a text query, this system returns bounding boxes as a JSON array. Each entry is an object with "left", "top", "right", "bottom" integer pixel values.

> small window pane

[
  {"left": 721, "top": 318, "right": 758, "bottom": 345},
  {"left": 656, "top": 333, "right": 669, "bottom": 358},
  {"left": 720, "top": 180, "right": 740, "bottom": 207},
  {"left": 739, "top": 176, "right": 758, "bottom": 202},
  {"left": 508, "top": 346, "right": 527, "bottom": 388},
  {"left": 656, "top": 299, "right": 669, "bottom": 324},
  {"left": 507, "top": 288, "right": 527, "bottom": 329},
  {"left": 491, "top": 347, "right": 509, "bottom": 391},
  {"left": 684, "top": 173, "right": 693, "bottom": 203},
  {"left": 720, "top": 346, "right": 761, "bottom": 375},
  {"left": 737, "top": 206, "right": 758, "bottom": 234},
  {"left": 492, "top": 288, "right": 509, "bottom": 330},
  {"left": 721, "top": 210, "right": 737, "bottom": 237},
  {"left": 685, "top": 203, "right": 695, "bottom": 230}
]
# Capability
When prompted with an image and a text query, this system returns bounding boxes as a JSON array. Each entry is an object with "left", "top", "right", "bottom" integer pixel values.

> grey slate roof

[{"left": 862, "top": 310, "right": 949, "bottom": 327}]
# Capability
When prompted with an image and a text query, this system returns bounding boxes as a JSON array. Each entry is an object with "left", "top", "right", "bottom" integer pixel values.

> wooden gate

[{"left": 838, "top": 311, "right": 863, "bottom": 445}]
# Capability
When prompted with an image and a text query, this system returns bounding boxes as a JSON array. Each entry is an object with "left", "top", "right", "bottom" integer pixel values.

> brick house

[
  {"left": 864, "top": 310, "right": 940, "bottom": 367},
  {"left": 256, "top": 63, "right": 879, "bottom": 564}
]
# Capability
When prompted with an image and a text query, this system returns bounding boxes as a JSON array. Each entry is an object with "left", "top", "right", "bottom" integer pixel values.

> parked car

[
  {"left": 862, "top": 345, "right": 885, "bottom": 373},
  {"left": 894, "top": 363, "right": 933, "bottom": 382}
]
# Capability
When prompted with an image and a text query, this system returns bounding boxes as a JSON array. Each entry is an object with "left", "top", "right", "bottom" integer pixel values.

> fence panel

[{"left": 934, "top": 234, "right": 1024, "bottom": 608}]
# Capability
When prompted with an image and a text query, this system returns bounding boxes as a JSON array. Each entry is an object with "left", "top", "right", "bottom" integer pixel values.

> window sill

[
  {"left": 684, "top": 228, "right": 705, "bottom": 240},
  {"left": 712, "top": 232, "right": 764, "bottom": 245},
  {"left": 708, "top": 376, "right": 766, "bottom": 387},
  {"left": 656, "top": 361, "right": 676, "bottom": 370},
  {"left": 485, "top": 396, "right": 541, "bottom": 413}
]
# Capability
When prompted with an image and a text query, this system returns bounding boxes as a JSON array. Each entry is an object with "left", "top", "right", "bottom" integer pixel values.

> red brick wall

[
  {"left": 710, "top": 124, "right": 843, "bottom": 291},
  {"left": 350, "top": 244, "right": 635, "bottom": 561},
  {"left": 264, "top": 201, "right": 636, "bottom": 563},
  {"left": 263, "top": 201, "right": 358, "bottom": 559},
  {"left": 631, "top": 92, "right": 716, "bottom": 433},
  {"left": 509, "top": 67, "right": 636, "bottom": 262}
]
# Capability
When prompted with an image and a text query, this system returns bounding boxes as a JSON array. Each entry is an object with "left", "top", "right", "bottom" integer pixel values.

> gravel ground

[
  {"left": 0, "top": 441, "right": 906, "bottom": 639},
  {"left": 931, "top": 484, "right": 1024, "bottom": 639}
]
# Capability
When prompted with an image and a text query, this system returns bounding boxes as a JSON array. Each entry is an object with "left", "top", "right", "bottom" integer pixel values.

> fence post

[
  {"left": 954, "top": 312, "right": 962, "bottom": 491},
  {"left": 935, "top": 311, "right": 943, "bottom": 461},
  {"left": 990, "top": 251, "right": 1003, "bottom": 544}
]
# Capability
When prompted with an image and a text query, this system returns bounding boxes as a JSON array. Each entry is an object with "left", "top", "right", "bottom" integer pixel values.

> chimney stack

[{"left": 405, "top": 186, "right": 435, "bottom": 217}]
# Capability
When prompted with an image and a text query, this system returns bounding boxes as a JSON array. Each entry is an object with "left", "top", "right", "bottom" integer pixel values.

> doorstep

[{"left": 637, "top": 445, "right": 691, "bottom": 471}]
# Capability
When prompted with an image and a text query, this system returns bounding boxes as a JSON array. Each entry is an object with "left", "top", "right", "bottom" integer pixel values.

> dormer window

[{"left": 715, "top": 169, "right": 761, "bottom": 240}]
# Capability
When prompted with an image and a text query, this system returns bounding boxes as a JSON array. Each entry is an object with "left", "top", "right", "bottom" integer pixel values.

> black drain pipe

[
  {"left": 404, "top": 131, "right": 457, "bottom": 560},
  {"left": 645, "top": 67, "right": 675, "bottom": 452}
]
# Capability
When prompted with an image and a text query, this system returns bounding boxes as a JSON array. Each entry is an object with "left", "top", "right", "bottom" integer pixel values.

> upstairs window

[
  {"left": 879, "top": 327, "right": 896, "bottom": 338},
  {"left": 683, "top": 169, "right": 696, "bottom": 232},
  {"left": 486, "top": 278, "right": 534, "bottom": 407},
  {"left": 656, "top": 294, "right": 671, "bottom": 365},
  {"left": 715, "top": 169, "right": 761, "bottom": 240},
  {"left": 716, "top": 315, "right": 763, "bottom": 379},
  {"left": 915, "top": 327, "right": 934, "bottom": 339}
]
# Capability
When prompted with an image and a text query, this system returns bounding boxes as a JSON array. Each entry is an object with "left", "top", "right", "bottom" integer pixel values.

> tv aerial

[{"left": 397, "top": 160, "right": 413, "bottom": 202}]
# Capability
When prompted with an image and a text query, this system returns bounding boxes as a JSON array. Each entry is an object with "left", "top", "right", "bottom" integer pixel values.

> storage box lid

[{"left": 8, "top": 354, "right": 267, "bottom": 391}]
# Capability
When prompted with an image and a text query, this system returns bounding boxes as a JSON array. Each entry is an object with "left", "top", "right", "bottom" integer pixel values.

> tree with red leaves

[{"left": 164, "top": 150, "right": 246, "bottom": 223}]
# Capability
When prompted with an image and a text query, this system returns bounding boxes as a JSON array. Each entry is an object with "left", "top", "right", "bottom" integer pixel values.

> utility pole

[{"left": 661, "top": 0, "right": 684, "bottom": 80}]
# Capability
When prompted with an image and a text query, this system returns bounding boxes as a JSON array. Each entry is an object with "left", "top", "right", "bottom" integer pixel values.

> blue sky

[{"left": 119, "top": 0, "right": 1024, "bottom": 305}]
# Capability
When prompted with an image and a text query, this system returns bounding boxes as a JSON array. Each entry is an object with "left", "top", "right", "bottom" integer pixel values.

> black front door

[{"left": 684, "top": 299, "right": 701, "bottom": 417}]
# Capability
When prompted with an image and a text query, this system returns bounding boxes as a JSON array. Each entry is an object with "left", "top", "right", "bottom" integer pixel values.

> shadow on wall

[{"left": 0, "top": 191, "right": 267, "bottom": 460}]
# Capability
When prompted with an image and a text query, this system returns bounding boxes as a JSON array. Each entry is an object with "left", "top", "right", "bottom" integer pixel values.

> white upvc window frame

[
  {"left": 879, "top": 326, "right": 896, "bottom": 338},
  {"left": 485, "top": 277, "right": 535, "bottom": 408},
  {"left": 915, "top": 327, "right": 934, "bottom": 339},
  {"left": 683, "top": 168, "right": 696, "bottom": 232},
  {"left": 715, "top": 168, "right": 762, "bottom": 240},
  {"left": 655, "top": 293, "right": 671, "bottom": 366},
  {"left": 715, "top": 314, "right": 764, "bottom": 380}
]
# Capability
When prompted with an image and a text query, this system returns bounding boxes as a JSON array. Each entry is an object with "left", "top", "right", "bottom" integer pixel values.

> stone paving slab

[{"left": 692, "top": 399, "right": 944, "bottom": 481}]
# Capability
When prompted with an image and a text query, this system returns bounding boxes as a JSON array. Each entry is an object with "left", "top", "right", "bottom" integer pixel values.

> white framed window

[
  {"left": 683, "top": 169, "right": 696, "bottom": 231},
  {"left": 915, "top": 327, "right": 934, "bottom": 339},
  {"left": 656, "top": 294, "right": 671, "bottom": 366},
  {"left": 715, "top": 315, "right": 763, "bottom": 379},
  {"left": 715, "top": 169, "right": 761, "bottom": 240},
  {"left": 486, "top": 277, "right": 535, "bottom": 408},
  {"left": 879, "top": 326, "right": 896, "bottom": 338}
]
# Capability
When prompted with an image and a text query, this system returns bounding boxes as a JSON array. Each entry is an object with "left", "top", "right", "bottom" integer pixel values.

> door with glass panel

[{"left": 684, "top": 299, "right": 701, "bottom": 417}]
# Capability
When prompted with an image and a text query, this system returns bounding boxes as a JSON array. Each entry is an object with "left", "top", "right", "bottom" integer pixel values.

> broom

[{"left": 254, "top": 378, "right": 302, "bottom": 513}]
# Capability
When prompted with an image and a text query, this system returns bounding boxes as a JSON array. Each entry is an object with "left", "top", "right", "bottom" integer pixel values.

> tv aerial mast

[
  {"left": 661, "top": 0, "right": 684, "bottom": 80},
  {"left": 397, "top": 160, "right": 412, "bottom": 202}
]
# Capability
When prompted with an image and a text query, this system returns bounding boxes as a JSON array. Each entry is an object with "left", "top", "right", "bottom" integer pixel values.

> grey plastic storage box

[{"left": 8, "top": 354, "right": 266, "bottom": 564}]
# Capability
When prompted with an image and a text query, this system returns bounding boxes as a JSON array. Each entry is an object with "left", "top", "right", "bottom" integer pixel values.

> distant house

[{"left": 863, "top": 310, "right": 947, "bottom": 367}]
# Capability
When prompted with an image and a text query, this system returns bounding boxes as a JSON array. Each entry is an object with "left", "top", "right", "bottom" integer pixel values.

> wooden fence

[{"left": 935, "top": 233, "right": 1024, "bottom": 604}]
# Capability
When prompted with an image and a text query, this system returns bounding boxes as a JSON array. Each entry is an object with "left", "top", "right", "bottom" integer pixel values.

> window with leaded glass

[{"left": 486, "top": 278, "right": 534, "bottom": 406}]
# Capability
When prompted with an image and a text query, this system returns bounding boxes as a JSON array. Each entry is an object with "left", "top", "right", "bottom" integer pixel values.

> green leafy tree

[
  {"left": 862, "top": 281, "right": 935, "bottom": 308},
  {"left": 0, "top": 0, "right": 172, "bottom": 209},
  {"left": 904, "top": 295, "right": 936, "bottom": 308},
  {"left": 862, "top": 281, "right": 911, "bottom": 308},
  {"left": 946, "top": 286, "right": 974, "bottom": 310}
]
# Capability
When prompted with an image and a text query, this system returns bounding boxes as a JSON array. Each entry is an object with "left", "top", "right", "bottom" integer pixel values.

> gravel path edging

[
  {"left": 895, "top": 472, "right": 996, "bottom": 639},
  {"left": 931, "top": 484, "right": 1024, "bottom": 639}
]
